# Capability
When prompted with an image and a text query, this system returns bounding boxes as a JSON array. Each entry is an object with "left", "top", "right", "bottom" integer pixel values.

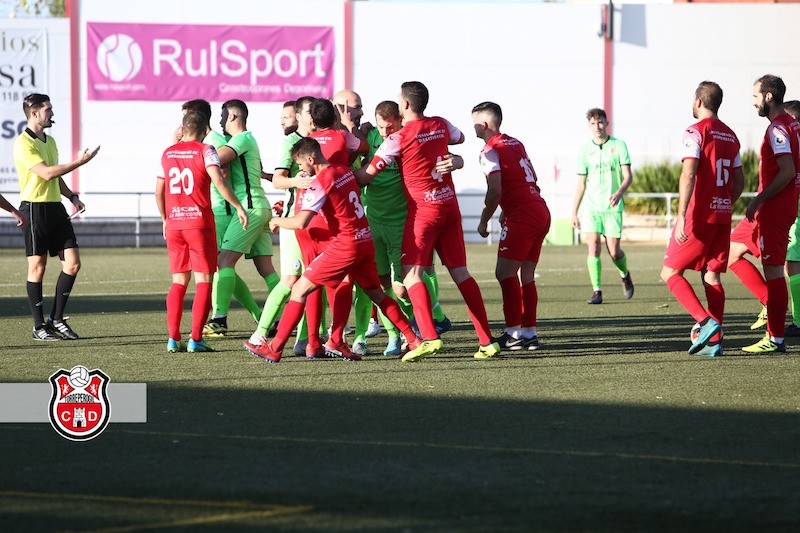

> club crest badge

[{"left": 49, "top": 366, "right": 111, "bottom": 441}]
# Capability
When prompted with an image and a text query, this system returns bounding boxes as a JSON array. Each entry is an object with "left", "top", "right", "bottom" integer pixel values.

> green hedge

[{"left": 626, "top": 149, "right": 759, "bottom": 215}]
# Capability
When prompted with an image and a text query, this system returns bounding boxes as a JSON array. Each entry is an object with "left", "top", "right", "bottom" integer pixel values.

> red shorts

[
  {"left": 166, "top": 227, "right": 217, "bottom": 274},
  {"left": 730, "top": 212, "right": 794, "bottom": 266},
  {"left": 401, "top": 203, "right": 466, "bottom": 268},
  {"left": 304, "top": 238, "right": 381, "bottom": 290},
  {"left": 296, "top": 227, "right": 331, "bottom": 268},
  {"left": 499, "top": 201, "right": 551, "bottom": 262},
  {"left": 663, "top": 219, "right": 730, "bottom": 273}
]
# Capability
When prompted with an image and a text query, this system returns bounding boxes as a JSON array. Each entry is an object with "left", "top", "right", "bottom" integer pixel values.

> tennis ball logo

[{"left": 96, "top": 34, "right": 143, "bottom": 82}]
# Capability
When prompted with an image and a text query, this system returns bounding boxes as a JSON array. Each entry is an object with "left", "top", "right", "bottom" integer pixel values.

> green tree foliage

[
  {"left": 11, "top": 0, "right": 65, "bottom": 17},
  {"left": 626, "top": 149, "right": 759, "bottom": 215}
]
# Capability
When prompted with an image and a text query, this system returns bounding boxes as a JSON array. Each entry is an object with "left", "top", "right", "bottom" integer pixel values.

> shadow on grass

[{"left": 1, "top": 385, "right": 799, "bottom": 531}]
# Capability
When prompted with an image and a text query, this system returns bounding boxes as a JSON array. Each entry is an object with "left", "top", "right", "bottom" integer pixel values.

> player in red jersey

[
  {"left": 156, "top": 111, "right": 248, "bottom": 353},
  {"left": 472, "top": 101, "right": 551, "bottom": 352},
  {"left": 355, "top": 81, "right": 500, "bottom": 361},
  {"left": 728, "top": 75, "right": 800, "bottom": 354},
  {"left": 243, "top": 137, "right": 434, "bottom": 363},
  {"left": 294, "top": 98, "right": 367, "bottom": 358},
  {"left": 659, "top": 82, "right": 744, "bottom": 357}
]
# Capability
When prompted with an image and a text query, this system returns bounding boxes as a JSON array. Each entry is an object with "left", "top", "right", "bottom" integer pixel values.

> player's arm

[
  {"left": 58, "top": 177, "right": 85, "bottom": 211},
  {"left": 30, "top": 146, "right": 100, "bottom": 181},
  {"left": 572, "top": 174, "right": 587, "bottom": 229},
  {"left": 209, "top": 165, "right": 248, "bottom": 230},
  {"left": 443, "top": 118, "right": 465, "bottom": 145},
  {"left": 746, "top": 155, "right": 796, "bottom": 221},
  {"left": 272, "top": 168, "right": 313, "bottom": 190},
  {"left": 730, "top": 165, "right": 745, "bottom": 205},
  {"left": 354, "top": 164, "right": 379, "bottom": 186},
  {"left": 0, "top": 193, "right": 24, "bottom": 226},
  {"left": 674, "top": 158, "right": 698, "bottom": 243},
  {"left": 477, "top": 171, "right": 502, "bottom": 238},
  {"left": 269, "top": 210, "right": 315, "bottom": 232},
  {"left": 216, "top": 145, "right": 238, "bottom": 166},
  {"left": 610, "top": 164, "right": 633, "bottom": 208},
  {"left": 155, "top": 177, "right": 167, "bottom": 239}
]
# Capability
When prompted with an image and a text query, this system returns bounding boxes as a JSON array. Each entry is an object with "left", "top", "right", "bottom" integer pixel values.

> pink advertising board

[{"left": 86, "top": 22, "right": 334, "bottom": 102}]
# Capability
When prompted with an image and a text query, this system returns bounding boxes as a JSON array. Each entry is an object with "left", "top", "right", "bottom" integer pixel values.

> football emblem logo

[{"left": 49, "top": 366, "right": 111, "bottom": 441}]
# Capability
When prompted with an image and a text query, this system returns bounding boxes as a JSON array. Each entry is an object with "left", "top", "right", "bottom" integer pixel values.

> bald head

[{"left": 333, "top": 89, "right": 363, "bottom": 126}]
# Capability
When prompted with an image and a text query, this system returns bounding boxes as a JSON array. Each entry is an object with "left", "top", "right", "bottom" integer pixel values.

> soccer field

[{"left": 1, "top": 244, "right": 799, "bottom": 531}]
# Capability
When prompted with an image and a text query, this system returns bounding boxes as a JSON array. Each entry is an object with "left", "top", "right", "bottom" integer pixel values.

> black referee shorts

[{"left": 19, "top": 201, "right": 79, "bottom": 257}]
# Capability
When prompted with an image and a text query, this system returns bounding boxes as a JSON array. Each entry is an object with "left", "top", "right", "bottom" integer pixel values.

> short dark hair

[
  {"left": 756, "top": 74, "right": 786, "bottom": 105},
  {"left": 283, "top": 100, "right": 296, "bottom": 109},
  {"left": 295, "top": 96, "right": 316, "bottom": 114},
  {"left": 310, "top": 98, "right": 336, "bottom": 129},
  {"left": 222, "top": 99, "right": 248, "bottom": 121},
  {"left": 291, "top": 136, "right": 321, "bottom": 161},
  {"left": 23, "top": 93, "right": 50, "bottom": 119},
  {"left": 182, "top": 99, "right": 212, "bottom": 126},
  {"left": 785, "top": 100, "right": 800, "bottom": 120},
  {"left": 586, "top": 108, "right": 607, "bottom": 122},
  {"left": 695, "top": 81, "right": 723, "bottom": 114},
  {"left": 182, "top": 111, "right": 206, "bottom": 138},
  {"left": 401, "top": 81, "right": 429, "bottom": 113},
  {"left": 375, "top": 100, "right": 400, "bottom": 120},
  {"left": 471, "top": 101, "right": 503, "bottom": 126}
]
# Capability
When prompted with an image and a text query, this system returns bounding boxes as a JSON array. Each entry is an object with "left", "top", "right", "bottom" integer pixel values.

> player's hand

[
  {"left": 237, "top": 208, "right": 249, "bottom": 231},
  {"left": 11, "top": 209, "right": 26, "bottom": 227},
  {"left": 72, "top": 196, "right": 86, "bottom": 212},
  {"left": 609, "top": 192, "right": 622, "bottom": 208},
  {"left": 674, "top": 217, "right": 687, "bottom": 244},
  {"left": 79, "top": 146, "right": 101, "bottom": 165},
  {"left": 269, "top": 219, "right": 280, "bottom": 233},
  {"left": 498, "top": 210, "right": 506, "bottom": 226},
  {"left": 272, "top": 200, "right": 284, "bottom": 216},
  {"left": 359, "top": 122, "right": 374, "bottom": 136},
  {"left": 745, "top": 196, "right": 763, "bottom": 222},
  {"left": 477, "top": 221, "right": 489, "bottom": 239},
  {"left": 571, "top": 214, "right": 579, "bottom": 230},
  {"left": 173, "top": 125, "right": 183, "bottom": 144},
  {"left": 294, "top": 172, "right": 314, "bottom": 189},
  {"left": 162, "top": 220, "right": 167, "bottom": 240},
  {"left": 436, "top": 154, "right": 462, "bottom": 174}
]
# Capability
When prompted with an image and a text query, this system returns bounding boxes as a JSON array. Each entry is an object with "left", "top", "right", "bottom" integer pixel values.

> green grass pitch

[{"left": 0, "top": 244, "right": 799, "bottom": 531}]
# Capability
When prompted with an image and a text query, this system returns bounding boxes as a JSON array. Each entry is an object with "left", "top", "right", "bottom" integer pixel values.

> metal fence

[{"left": 0, "top": 191, "right": 757, "bottom": 248}]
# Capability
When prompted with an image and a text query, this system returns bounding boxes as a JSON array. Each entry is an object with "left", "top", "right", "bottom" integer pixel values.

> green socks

[
  {"left": 790, "top": 273, "right": 800, "bottom": 325},
  {"left": 587, "top": 256, "right": 602, "bottom": 291},
  {"left": 423, "top": 271, "right": 446, "bottom": 322},
  {"left": 213, "top": 267, "right": 237, "bottom": 317},
  {"left": 256, "top": 282, "right": 291, "bottom": 335},
  {"left": 611, "top": 254, "right": 629, "bottom": 278}
]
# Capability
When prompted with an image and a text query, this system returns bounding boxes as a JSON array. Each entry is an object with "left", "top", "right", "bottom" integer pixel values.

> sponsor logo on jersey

[{"left": 49, "top": 366, "right": 111, "bottom": 441}]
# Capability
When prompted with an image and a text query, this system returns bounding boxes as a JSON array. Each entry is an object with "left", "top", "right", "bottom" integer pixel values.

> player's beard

[{"left": 757, "top": 101, "right": 769, "bottom": 117}]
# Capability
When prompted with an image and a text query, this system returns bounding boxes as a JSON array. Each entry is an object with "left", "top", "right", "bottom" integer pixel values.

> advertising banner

[
  {"left": 86, "top": 22, "right": 334, "bottom": 103},
  {"left": 1, "top": 28, "right": 48, "bottom": 188}
]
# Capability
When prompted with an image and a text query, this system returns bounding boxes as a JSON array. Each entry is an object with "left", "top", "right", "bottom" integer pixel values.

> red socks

[
  {"left": 273, "top": 299, "right": 305, "bottom": 351},
  {"left": 457, "top": 277, "right": 492, "bottom": 346},
  {"left": 521, "top": 281, "right": 538, "bottom": 328},
  {"left": 499, "top": 276, "right": 522, "bottom": 328},
  {"left": 166, "top": 283, "right": 187, "bottom": 340},
  {"left": 191, "top": 282, "right": 212, "bottom": 341},
  {"left": 766, "top": 277, "right": 788, "bottom": 337},
  {"left": 408, "top": 282, "right": 438, "bottom": 340},
  {"left": 729, "top": 259, "right": 768, "bottom": 305},
  {"left": 666, "top": 275, "right": 708, "bottom": 323}
]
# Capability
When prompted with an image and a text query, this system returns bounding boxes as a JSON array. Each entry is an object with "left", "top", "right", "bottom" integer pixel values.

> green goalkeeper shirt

[{"left": 362, "top": 127, "right": 407, "bottom": 225}]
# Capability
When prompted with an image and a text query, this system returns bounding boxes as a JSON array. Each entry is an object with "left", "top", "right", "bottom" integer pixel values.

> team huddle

[
  {"left": 8, "top": 75, "right": 799, "bottom": 361},
  {"left": 156, "top": 81, "right": 550, "bottom": 362}
]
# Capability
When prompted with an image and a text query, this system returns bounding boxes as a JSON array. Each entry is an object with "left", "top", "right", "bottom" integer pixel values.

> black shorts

[{"left": 20, "top": 201, "right": 78, "bottom": 257}]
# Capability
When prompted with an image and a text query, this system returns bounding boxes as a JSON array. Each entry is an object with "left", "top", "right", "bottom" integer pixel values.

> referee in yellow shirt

[{"left": 14, "top": 93, "right": 100, "bottom": 341}]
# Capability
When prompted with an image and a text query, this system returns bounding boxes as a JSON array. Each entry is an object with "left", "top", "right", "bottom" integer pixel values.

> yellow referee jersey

[{"left": 14, "top": 129, "right": 60, "bottom": 202}]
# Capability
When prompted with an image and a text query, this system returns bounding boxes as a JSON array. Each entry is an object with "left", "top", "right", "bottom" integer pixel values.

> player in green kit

[
  {"left": 571, "top": 108, "right": 634, "bottom": 305},
  {"left": 203, "top": 99, "right": 279, "bottom": 338},
  {"left": 178, "top": 100, "right": 263, "bottom": 327},
  {"left": 247, "top": 96, "right": 316, "bottom": 350}
]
